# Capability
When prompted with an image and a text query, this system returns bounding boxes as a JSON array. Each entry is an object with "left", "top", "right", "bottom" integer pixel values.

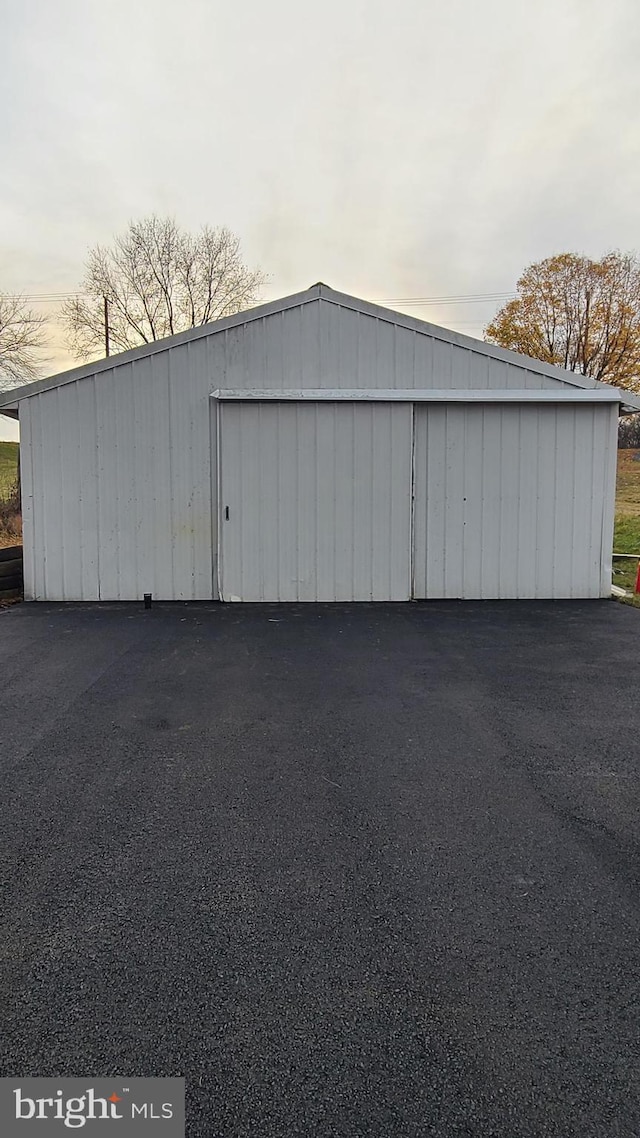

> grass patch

[
  {"left": 0, "top": 440, "right": 21, "bottom": 549},
  {"left": 614, "top": 450, "right": 640, "bottom": 605},
  {"left": 0, "top": 441, "right": 18, "bottom": 498},
  {"left": 0, "top": 510, "right": 21, "bottom": 548},
  {"left": 615, "top": 449, "right": 640, "bottom": 517}
]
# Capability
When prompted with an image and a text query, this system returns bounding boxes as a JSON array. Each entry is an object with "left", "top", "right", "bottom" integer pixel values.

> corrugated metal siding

[
  {"left": 413, "top": 403, "right": 617, "bottom": 599},
  {"left": 22, "top": 349, "right": 215, "bottom": 601},
  {"left": 218, "top": 401, "right": 413, "bottom": 601},
  {"left": 19, "top": 296, "right": 614, "bottom": 601},
  {"left": 19, "top": 399, "right": 36, "bottom": 601},
  {"left": 207, "top": 300, "right": 560, "bottom": 392}
]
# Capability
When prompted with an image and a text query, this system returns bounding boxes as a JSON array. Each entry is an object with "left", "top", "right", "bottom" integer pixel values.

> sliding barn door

[{"left": 218, "top": 401, "right": 413, "bottom": 601}]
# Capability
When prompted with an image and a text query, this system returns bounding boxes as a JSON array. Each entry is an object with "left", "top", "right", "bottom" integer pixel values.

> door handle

[{"left": 224, "top": 506, "right": 230, "bottom": 520}]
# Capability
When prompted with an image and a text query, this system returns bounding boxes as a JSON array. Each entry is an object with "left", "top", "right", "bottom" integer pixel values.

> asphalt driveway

[{"left": 1, "top": 600, "right": 640, "bottom": 1136}]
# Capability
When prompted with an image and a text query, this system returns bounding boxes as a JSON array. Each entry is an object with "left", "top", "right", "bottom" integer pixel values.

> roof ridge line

[{"left": 1, "top": 283, "right": 638, "bottom": 410}]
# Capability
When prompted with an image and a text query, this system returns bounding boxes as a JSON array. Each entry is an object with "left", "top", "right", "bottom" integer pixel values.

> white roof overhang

[{"left": 210, "top": 388, "right": 623, "bottom": 404}]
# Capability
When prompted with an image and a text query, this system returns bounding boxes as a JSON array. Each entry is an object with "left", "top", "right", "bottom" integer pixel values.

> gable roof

[{"left": 2, "top": 282, "right": 639, "bottom": 413}]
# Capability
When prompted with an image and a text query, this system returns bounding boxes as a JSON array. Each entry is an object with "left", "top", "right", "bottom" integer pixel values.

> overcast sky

[{"left": 2, "top": 0, "right": 639, "bottom": 439}]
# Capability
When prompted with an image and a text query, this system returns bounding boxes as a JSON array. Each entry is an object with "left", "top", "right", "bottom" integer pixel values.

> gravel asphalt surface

[{"left": 1, "top": 599, "right": 640, "bottom": 1136}]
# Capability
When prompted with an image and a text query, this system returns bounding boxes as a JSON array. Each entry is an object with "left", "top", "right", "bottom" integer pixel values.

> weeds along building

[{"left": 1, "top": 284, "right": 638, "bottom": 602}]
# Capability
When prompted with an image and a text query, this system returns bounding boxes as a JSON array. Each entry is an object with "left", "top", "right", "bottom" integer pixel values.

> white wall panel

[
  {"left": 21, "top": 351, "right": 215, "bottom": 601},
  {"left": 413, "top": 403, "right": 617, "bottom": 599},
  {"left": 30, "top": 395, "right": 47, "bottom": 601},
  {"left": 40, "top": 388, "right": 66, "bottom": 600},
  {"left": 218, "top": 401, "right": 412, "bottom": 602},
  {"left": 311, "top": 302, "right": 560, "bottom": 391},
  {"left": 19, "top": 399, "right": 36, "bottom": 601},
  {"left": 58, "top": 382, "right": 83, "bottom": 600}
]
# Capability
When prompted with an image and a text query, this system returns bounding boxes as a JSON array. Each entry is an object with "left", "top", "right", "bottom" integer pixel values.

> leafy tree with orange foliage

[{"left": 485, "top": 252, "right": 640, "bottom": 392}]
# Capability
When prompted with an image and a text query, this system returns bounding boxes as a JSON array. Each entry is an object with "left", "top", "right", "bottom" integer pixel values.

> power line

[
  {"left": 379, "top": 291, "right": 513, "bottom": 300},
  {"left": 3, "top": 288, "right": 515, "bottom": 306},
  {"left": 376, "top": 292, "right": 515, "bottom": 307},
  {"left": 377, "top": 291, "right": 514, "bottom": 300},
  {"left": 0, "top": 293, "right": 88, "bottom": 301}
]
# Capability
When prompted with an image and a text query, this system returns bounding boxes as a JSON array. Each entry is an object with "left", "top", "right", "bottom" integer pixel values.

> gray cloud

[{"left": 1, "top": 0, "right": 639, "bottom": 441}]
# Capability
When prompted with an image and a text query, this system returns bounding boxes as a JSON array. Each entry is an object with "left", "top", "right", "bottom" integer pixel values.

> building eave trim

[{"left": 210, "top": 387, "right": 623, "bottom": 404}]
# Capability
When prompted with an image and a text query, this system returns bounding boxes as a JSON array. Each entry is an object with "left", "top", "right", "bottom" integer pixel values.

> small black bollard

[{"left": 144, "top": 593, "right": 152, "bottom": 610}]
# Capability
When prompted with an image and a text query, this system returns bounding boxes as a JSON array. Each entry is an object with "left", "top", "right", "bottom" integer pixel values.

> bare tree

[
  {"left": 63, "top": 216, "right": 266, "bottom": 360},
  {"left": 0, "top": 294, "right": 48, "bottom": 389},
  {"left": 485, "top": 252, "right": 640, "bottom": 392}
]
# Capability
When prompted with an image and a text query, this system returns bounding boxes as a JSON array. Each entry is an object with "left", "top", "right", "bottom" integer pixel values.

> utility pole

[{"left": 103, "top": 296, "right": 110, "bottom": 357}]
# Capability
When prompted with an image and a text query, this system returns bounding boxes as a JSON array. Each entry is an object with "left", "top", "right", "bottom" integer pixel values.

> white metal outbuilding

[{"left": 1, "top": 283, "right": 638, "bottom": 602}]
